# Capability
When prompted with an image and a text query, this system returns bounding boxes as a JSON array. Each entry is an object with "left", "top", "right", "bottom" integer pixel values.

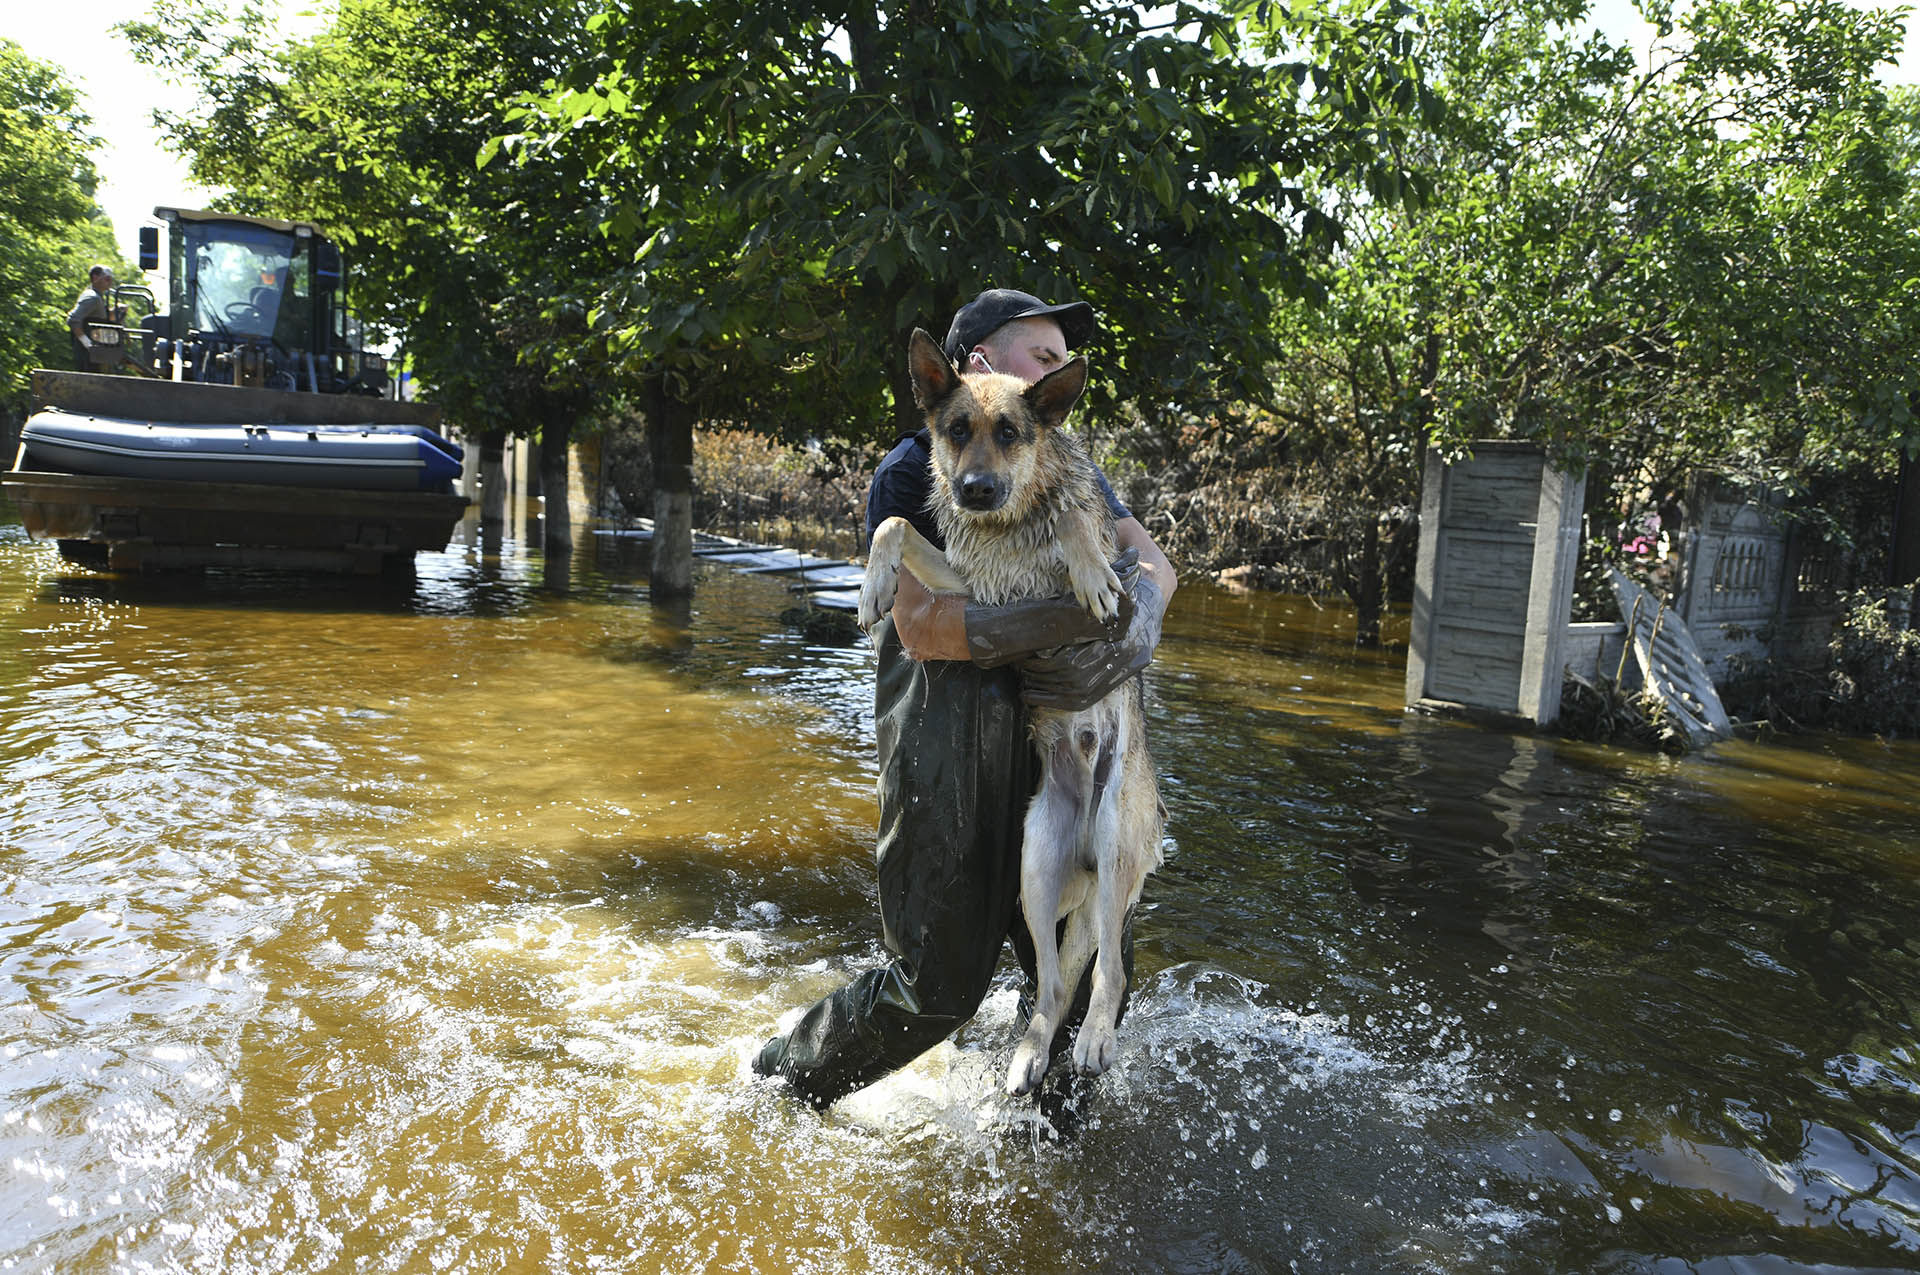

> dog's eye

[
  {"left": 995, "top": 421, "right": 1019, "bottom": 445},
  {"left": 947, "top": 421, "right": 971, "bottom": 442}
]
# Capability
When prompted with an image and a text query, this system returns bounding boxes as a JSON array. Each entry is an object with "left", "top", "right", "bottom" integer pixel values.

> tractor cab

[{"left": 125, "top": 207, "right": 389, "bottom": 396}]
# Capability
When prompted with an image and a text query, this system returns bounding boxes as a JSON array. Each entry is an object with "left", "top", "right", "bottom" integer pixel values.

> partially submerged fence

[
  {"left": 1403, "top": 448, "right": 1850, "bottom": 745},
  {"left": 1672, "top": 477, "right": 1840, "bottom": 678}
]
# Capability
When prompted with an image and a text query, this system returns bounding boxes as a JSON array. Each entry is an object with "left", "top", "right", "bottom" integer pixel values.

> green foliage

[
  {"left": 1824, "top": 587, "right": 1920, "bottom": 737},
  {"left": 1327, "top": 0, "right": 1917, "bottom": 475},
  {"left": 115, "top": 0, "right": 1920, "bottom": 634},
  {"left": 1133, "top": 0, "right": 1919, "bottom": 642},
  {"left": 512, "top": 0, "right": 1432, "bottom": 439},
  {"left": 0, "top": 40, "right": 121, "bottom": 421},
  {"left": 122, "top": 0, "right": 616, "bottom": 436},
  {"left": 1721, "top": 587, "right": 1920, "bottom": 737}
]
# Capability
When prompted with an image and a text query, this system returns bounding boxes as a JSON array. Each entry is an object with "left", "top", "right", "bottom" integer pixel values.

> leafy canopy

[
  {"left": 0, "top": 39, "right": 121, "bottom": 420},
  {"left": 1260, "top": 0, "right": 1918, "bottom": 486},
  {"left": 503, "top": 0, "right": 1434, "bottom": 439},
  {"left": 123, "top": 0, "right": 618, "bottom": 436}
]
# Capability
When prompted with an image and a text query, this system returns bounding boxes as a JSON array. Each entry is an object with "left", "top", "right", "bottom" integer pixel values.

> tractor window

[
  {"left": 273, "top": 243, "right": 313, "bottom": 354},
  {"left": 184, "top": 222, "right": 296, "bottom": 341}
]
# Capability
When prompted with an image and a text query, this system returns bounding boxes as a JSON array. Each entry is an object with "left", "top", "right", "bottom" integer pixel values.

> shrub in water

[{"left": 1824, "top": 587, "right": 1920, "bottom": 738}]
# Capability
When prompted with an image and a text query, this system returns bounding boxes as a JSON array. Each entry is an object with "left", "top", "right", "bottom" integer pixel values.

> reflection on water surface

[{"left": 2, "top": 510, "right": 1917, "bottom": 1273}]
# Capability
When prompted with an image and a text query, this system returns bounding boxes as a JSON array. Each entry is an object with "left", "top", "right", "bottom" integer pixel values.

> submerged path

[{"left": 594, "top": 519, "right": 863, "bottom": 609}]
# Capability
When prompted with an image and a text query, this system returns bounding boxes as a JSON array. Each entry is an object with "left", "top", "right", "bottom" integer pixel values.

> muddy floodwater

[{"left": 3, "top": 509, "right": 1919, "bottom": 1275}]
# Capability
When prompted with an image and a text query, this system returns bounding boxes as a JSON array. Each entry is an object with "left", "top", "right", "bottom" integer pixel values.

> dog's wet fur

[{"left": 860, "top": 328, "right": 1164, "bottom": 1096}]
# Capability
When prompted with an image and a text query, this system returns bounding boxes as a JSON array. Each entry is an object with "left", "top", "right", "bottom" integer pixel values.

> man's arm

[
  {"left": 68, "top": 294, "right": 100, "bottom": 342},
  {"left": 891, "top": 517, "right": 1175, "bottom": 665},
  {"left": 889, "top": 568, "right": 973, "bottom": 662},
  {"left": 1015, "top": 518, "right": 1175, "bottom": 711}
]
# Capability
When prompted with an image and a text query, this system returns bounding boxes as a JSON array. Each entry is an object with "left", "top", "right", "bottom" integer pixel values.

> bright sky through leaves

[{"left": 0, "top": 0, "right": 1910, "bottom": 259}]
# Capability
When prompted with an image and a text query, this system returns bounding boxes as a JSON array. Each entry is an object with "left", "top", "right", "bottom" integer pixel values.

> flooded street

[{"left": 3, "top": 508, "right": 1918, "bottom": 1274}]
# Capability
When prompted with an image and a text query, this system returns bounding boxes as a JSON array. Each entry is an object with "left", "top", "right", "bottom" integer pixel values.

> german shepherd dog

[{"left": 860, "top": 328, "right": 1164, "bottom": 1097}]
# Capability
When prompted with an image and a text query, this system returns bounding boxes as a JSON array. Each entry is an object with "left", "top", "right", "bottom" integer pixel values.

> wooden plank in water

[
  {"left": 590, "top": 517, "right": 863, "bottom": 609},
  {"left": 740, "top": 558, "right": 852, "bottom": 575}
]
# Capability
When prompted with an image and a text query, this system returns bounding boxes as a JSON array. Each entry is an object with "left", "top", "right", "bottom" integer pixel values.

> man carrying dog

[{"left": 753, "top": 288, "right": 1176, "bottom": 1118}]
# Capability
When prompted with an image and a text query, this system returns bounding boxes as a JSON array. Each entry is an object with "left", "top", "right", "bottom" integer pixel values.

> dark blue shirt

[{"left": 865, "top": 429, "right": 1132, "bottom": 549}]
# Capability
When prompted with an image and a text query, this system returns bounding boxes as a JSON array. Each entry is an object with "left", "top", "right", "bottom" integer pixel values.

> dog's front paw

[
  {"left": 1070, "top": 561, "right": 1124, "bottom": 625},
  {"left": 1006, "top": 1038, "right": 1052, "bottom": 1096},
  {"left": 1071, "top": 1024, "right": 1118, "bottom": 1077},
  {"left": 857, "top": 563, "right": 898, "bottom": 632}
]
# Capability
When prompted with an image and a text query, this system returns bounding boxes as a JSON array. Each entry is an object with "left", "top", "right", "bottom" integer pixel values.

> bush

[
  {"left": 600, "top": 419, "right": 877, "bottom": 558},
  {"left": 1557, "top": 674, "right": 1693, "bottom": 754},
  {"left": 693, "top": 429, "right": 875, "bottom": 557},
  {"left": 1824, "top": 587, "right": 1920, "bottom": 737},
  {"left": 1717, "top": 587, "right": 1920, "bottom": 738},
  {"left": 1118, "top": 409, "right": 1418, "bottom": 603}
]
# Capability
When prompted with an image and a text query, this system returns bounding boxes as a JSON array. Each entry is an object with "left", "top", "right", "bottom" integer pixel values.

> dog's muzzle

[{"left": 957, "top": 472, "right": 1006, "bottom": 512}]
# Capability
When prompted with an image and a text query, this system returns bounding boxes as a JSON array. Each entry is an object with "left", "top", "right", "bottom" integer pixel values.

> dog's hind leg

[
  {"left": 1005, "top": 750, "right": 1085, "bottom": 1097},
  {"left": 1051, "top": 898, "right": 1099, "bottom": 1035},
  {"left": 1071, "top": 741, "right": 1140, "bottom": 1079},
  {"left": 1070, "top": 870, "right": 1138, "bottom": 1076}
]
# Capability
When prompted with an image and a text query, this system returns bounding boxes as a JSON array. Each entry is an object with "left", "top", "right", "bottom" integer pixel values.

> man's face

[
  {"left": 94, "top": 273, "right": 114, "bottom": 294},
  {"left": 979, "top": 317, "right": 1069, "bottom": 385}
]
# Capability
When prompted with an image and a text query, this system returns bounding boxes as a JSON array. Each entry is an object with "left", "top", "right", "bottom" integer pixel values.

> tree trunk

[
  {"left": 887, "top": 335, "right": 921, "bottom": 441},
  {"left": 478, "top": 428, "right": 508, "bottom": 529},
  {"left": 540, "top": 415, "right": 575, "bottom": 554},
  {"left": 1352, "top": 513, "right": 1384, "bottom": 648},
  {"left": 1892, "top": 447, "right": 1920, "bottom": 589},
  {"left": 645, "top": 374, "right": 695, "bottom": 597},
  {"left": 878, "top": 277, "right": 923, "bottom": 442}
]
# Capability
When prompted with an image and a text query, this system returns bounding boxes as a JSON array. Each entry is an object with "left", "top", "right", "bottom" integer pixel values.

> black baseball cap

[{"left": 943, "top": 288, "right": 1097, "bottom": 362}]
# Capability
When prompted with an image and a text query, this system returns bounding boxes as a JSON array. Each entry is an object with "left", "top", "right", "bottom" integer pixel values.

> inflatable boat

[
  {"left": 19, "top": 409, "right": 463, "bottom": 493},
  {"left": 4, "top": 370, "right": 470, "bottom": 574}
]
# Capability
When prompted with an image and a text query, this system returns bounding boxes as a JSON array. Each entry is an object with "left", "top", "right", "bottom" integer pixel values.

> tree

[
  {"left": 1144, "top": 0, "right": 1919, "bottom": 644},
  {"left": 501, "top": 0, "right": 1434, "bottom": 589},
  {"left": 1409, "top": 0, "right": 1918, "bottom": 474},
  {"left": 0, "top": 39, "right": 121, "bottom": 429},
  {"left": 123, "top": 0, "right": 618, "bottom": 553}
]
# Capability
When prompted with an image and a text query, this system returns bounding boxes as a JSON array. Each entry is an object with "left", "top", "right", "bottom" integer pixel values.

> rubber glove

[
  {"left": 963, "top": 549, "right": 1139, "bottom": 668},
  {"left": 1018, "top": 567, "right": 1165, "bottom": 711}
]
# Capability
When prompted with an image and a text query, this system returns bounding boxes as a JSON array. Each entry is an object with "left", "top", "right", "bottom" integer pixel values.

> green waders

[{"left": 752, "top": 616, "right": 1130, "bottom": 1110}]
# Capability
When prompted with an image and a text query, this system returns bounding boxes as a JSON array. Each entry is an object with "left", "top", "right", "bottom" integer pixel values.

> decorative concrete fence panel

[
  {"left": 1405, "top": 443, "right": 1586, "bottom": 726},
  {"left": 1674, "top": 487, "right": 1790, "bottom": 677}
]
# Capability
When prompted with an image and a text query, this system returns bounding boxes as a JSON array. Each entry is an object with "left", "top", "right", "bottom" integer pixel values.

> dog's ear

[
  {"left": 1024, "top": 355, "right": 1088, "bottom": 429},
  {"left": 907, "top": 328, "right": 960, "bottom": 413}
]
